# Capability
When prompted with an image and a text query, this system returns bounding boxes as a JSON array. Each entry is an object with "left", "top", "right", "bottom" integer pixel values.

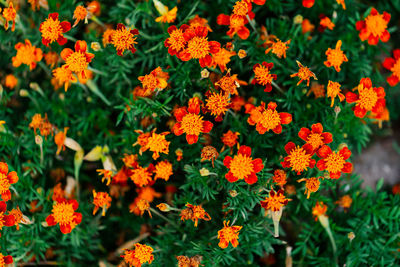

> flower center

[
  {"left": 391, "top": 59, "right": 400, "bottom": 78},
  {"left": 131, "top": 168, "right": 152, "bottom": 187},
  {"left": 169, "top": 29, "right": 186, "bottom": 51},
  {"left": 206, "top": 92, "right": 230, "bottom": 116},
  {"left": 254, "top": 66, "right": 274, "bottom": 85},
  {"left": 357, "top": 85, "right": 378, "bottom": 111},
  {"left": 0, "top": 173, "right": 10, "bottom": 194},
  {"left": 327, "top": 81, "right": 341, "bottom": 97},
  {"left": 271, "top": 41, "right": 288, "bottom": 57},
  {"left": 141, "top": 74, "right": 158, "bottom": 91},
  {"left": 65, "top": 52, "right": 88, "bottom": 73},
  {"left": 53, "top": 67, "right": 73, "bottom": 83},
  {"left": 230, "top": 154, "right": 254, "bottom": 179},
  {"left": 287, "top": 146, "right": 311, "bottom": 173},
  {"left": 298, "top": 67, "right": 312, "bottom": 80},
  {"left": 52, "top": 202, "right": 75, "bottom": 225},
  {"left": 260, "top": 109, "right": 281, "bottom": 131},
  {"left": 134, "top": 244, "right": 153, "bottom": 264},
  {"left": 324, "top": 151, "right": 345, "bottom": 173},
  {"left": 187, "top": 36, "right": 210, "bottom": 59},
  {"left": 147, "top": 134, "right": 168, "bottom": 153},
  {"left": 365, "top": 13, "right": 387, "bottom": 37},
  {"left": 306, "top": 177, "right": 320, "bottom": 192},
  {"left": 112, "top": 29, "right": 137, "bottom": 51},
  {"left": 221, "top": 227, "right": 238, "bottom": 241},
  {"left": 307, "top": 133, "right": 324, "bottom": 150},
  {"left": 41, "top": 18, "right": 63, "bottom": 42},
  {"left": 180, "top": 113, "right": 204, "bottom": 135},
  {"left": 327, "top": 49, "right": 345, "bottom": 67}
]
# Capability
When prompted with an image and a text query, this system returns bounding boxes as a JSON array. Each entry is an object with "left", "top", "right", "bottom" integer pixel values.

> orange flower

[
  {"left": 345, "top": 78, "right": 386, "bottom": 118},
  {"left": 172, "top": 98, "right": 213, "bottom": 144},
  {"left": 2, "top": 2, "right": 16, "bottom": 31},
  {"left": 319, "top": 15, "right": 335, "bottom": 31},
  {"left": 121, "top": 243, "right": 154, "bottom": 267},
  {"left": 175, "top": 148, "right": 183, "bottom": 161},
  {"left": 61, "top": 40, "right": 94, "bottom": 81},
  {"left": 223, "top": 145, "right": 264, "bottom": 184},
  {"left": 281, "top": 142, "right": 316, "bottom": 175},
  {"left": 134, "top": 199, "right": 152, "bottom": 218},
  {"left": 200, "top": 146, "right": 219, "bottom": 167},
  {"left": 5, "top": 74, "right": 17, "bottom": 89},
  {"left": 324, "top": 40, "right": 348, "bottom": 72},
  {"left": 111, "top": 24, "right": 139, "bottom": 56},
  {"left": 252, "top": 62, "right": 277, "bottom": 93},
  {"left": 290, "top": 60, "right": 317, "bottom": 86},
  {"left": 356, "top": 8, "right": 390, "bottom": 45},
  {"left": 337, "top": 0, "right": 346, "bottom": 9},
  {"left": 46, "top": 198, "right": 82, "bottom": 234},
  {"left": 210, "top": 48, "right": 236, "bottom": 72},
  {"left": 38, "top": 114, "right": 53, "bottom": 137},
  {"left": 327, "top": 81, "right": 345, "bottom": 107},
  {"left": 215, "top": 72, "right": 241, "bottom": 95},
  {"left": 188, "top": 15, "right": 212, "bottom": 32},
  {"left": 136, "top": 186, "right": 161, "bottom": 203},
  {"left": 298, "top": 123, "right": 333, "bottom": 151},
  {"left": 218, "top": 220, "right": 242, "bottom": 249},
  {"left": 247, "top": 101, "right": 292, "bottom": 134},
  {"left": 369, "top": 107, "right": 389, "bottom": 129},
  {"left": 238, "top": 49, "right": 247, "bottom": 58},
  {"left": 179, "top": 26, "right": 221, "bottom": 68},
  {"left": 0, "top": 162, "right": 18, "bottom": 202},
  {"left": 297, "top": 177, "right": 321, "bottom": 199},
  {"left": 73, "top": 5, "right": 88, "bottom": 27},
  {"left": 307, "top": 82, "right": 325, "bottom": 99},
  {"left": 138, "top": 67, "right": 169, "bottom": 94},
  {"left": 0, "top": 201, "right": 15, "bottom": 231},
  {"left": 44, "top": 51, "right": 59, "bottom": 68},
  {"left": 382, "top": 49, "right": 400, "bottom": 86},
  {"left": 221, "top": 130, "right": 240, "bottom": 153},
  {"left": 92, "top": 190, "right": 111, "bottom": 216},
  {"left": 180, "top": 203, "right": 211, "bottom": 227},
  {"left": 165, "top": 24, "right": 189, "bottom": 58},
  {"left": 205, "top": 91, "right": 231, "bottom": 121},
  {"left": 29, "top": 114, "right": 42, "bottom": 134},
  {"left": 52, "top": 67, "right": 77, "bottom": 92},
  {"left": 9, "top": 206, "right": 26, "bottom": 230},
  {"left": 302, "top": 19, "right": 315, "bottom": 34},
  {"left": 54, "top": 127, "right": 68, "bottom": 155},
  {"left": 87, "top": 1, "right": 101, "bottom": 16},
  {"left": 312, "top": 201, "right": 327, "bottom": 220},
  {"left": 0, "top": 253, "right": 13, "bottom": 266},
  {"left": 130, "top": 165, "right": 154, "bottom": 187},
  {"left": 122, "top": 154, "right": 138, "bottom": 168},
  {"left": 154, "top": 0, "right": 177, "bottom": 23},
  {"left": 302, "top": 0, "right": 314, "bottom": 8},
  {"left": 265, "top": 38, "right": 291, "bottom": 58},
  {"left": 316, "top": 145, "right": 352, "bottom": 179},
  {"left": 39, "top": 13, "right": 71, "bottom": 46},
  {"left": 12, "top": 39, "right": 43, "bottom": 70},
  {"left": 97, "top": 169, "right": 113, "bottom": 186},
  {"left": 102, "top": 28, "right": 115, "bottom": 47},
  {"left": 140, "top": 130, "right": 170, "bottom": 160},
  {"left": 272, "top": 169, "right": 287, "bottom": 187},
  {"left": 154, "top": 160, "right": 173, "bottom": 181},
  {"left": 335, "top": 195, "right": 352, "bottom": 209},
  {"left": 176, "top": 255, "right": 202, "bottom": 267},
  {"left": 260, "top": 189, "right": 289, "bottom": 212}
]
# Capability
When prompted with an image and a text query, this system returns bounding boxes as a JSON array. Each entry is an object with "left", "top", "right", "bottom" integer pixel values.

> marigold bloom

[
  {"left": 326, "top": 81, "right": 345, "bottom": 107},
  {"left": 131, "top": 199, "right": 152, "bottom": 218},
  {"left": 54, "top": 127, "right": 68, "bottom": 155},
  {"left": 12, "top": 40, "right": 43, "bottom": 70},
  {"left": 218, "top": 220, "right": 242, "bottom": 249},
  {"left": 39, "top": 13, "right": 71, "bottom": 46},
  {"left": 265, "top": 38, "right": 291, "bottom": 59},
  {"left": 122, "top": 154, "right": 138, "bottom": 169},
  {"left": 215, "top": 72, "right": 241, "bottom": 95},
  {"left": 154, "top": 160, "right": 173, "bottom": 181},
  {"left": 210, "top": 48, "right": 236, "bottom": 72},
  {"left": 4, "top": 74, "right": 17, "bottom": 89},
  {"left": 9, "top": 206, "right": 26, "bottom": 230},
  {"left": 291, "top": 61, "right": 317, "bottom": 86},
  {"left": 324, "top": 40, "right": 348, "bottom": 72},
  {"left": 272, "top": 169, "right": 287, "bottom": 187},
  {"left": 238, "top": 49, "right": 247, "bottom": 58},
  {"left": 179, "top": 26, "right": 221, "bottom": 68},
  {"left": 316, "top": 145, "right": 352, "bottom": 179},
  {"left": 221, "top": 130, "right": 240, "bottom": 154},
  {"left": 319, "top": 15, "right": 335, "bottom": 31},
  {"left": 369, "top": 107, "right": 389, "bottom": 129},
  {"left": 172, "top": 98, "right": 213, "bottom": 144},
  {"left": 165, "top": 24, "right": 189, "bottom": 58},
  {"left": 223, "top": 145, "right": 264, "bottom": 184},
  {"left": 307, "top": 82, "right": 325, "bottom": 99},
  {"left": 260, "top": 189, "right": 289, "bottom": 212},
  {"left": 87, "top": 1, "right": 101, "bottom": 16},
  {"left": 52, "top": 67, "right": 77, "bottom": 92},
  {"left": 281, "top": 142, "right": 316, "bottom": 175},
  {"left": 247, "top": 102, "right": 292, "bottom": 134},
  {"left": 302, "top": 0, "right": 314, "bottom": 8},
  {"left": 92, "top": 190, "right": 111, "bottom": 216},
  {"left": 302, "top": 19, "right": 315, "bottom": 34},
  {"left": 142, "top": 130, "right": 170, "bottom": 160},
  {"left": 121, "top": 243, "right": 154, "bottom": 267},
  {"left": 382, "top": 49, "right": 400, "bottom": 86},
  {"left": 337, "top": 0, "right": 346, "bottom": 9},
  {"left": 188, "top": 14, "right": 212, "bottom": 32},
  {"left": 298, "top": 123, "right": 332, "bottom": 151},
  {"left": 0, "top": 162, "right": 18, "bottom": 202},
  {"left": 176, "top": 255, "right": 203, "bottom": 267},
  {"left": 356, "top": 8, "right": 390, "bottom": 45},
  {"left": 44, "top": 51, "right": 59, "bottom": 69},
  {"left": 252, "top": 62, "right": 277, "bottom": 92},
  {"left": 336, "top": 195, "right": 352, "bottom": 209},
  {"left": 297, "top": 177, "right": 321, "bottom": 199},
  {"left": 102, "top": 28, "right": 115, "bottom": 47},
  {"left": 38, "top": 114, "right": 53, "bottom": 137},
  {"left": 46, "top": 198, "right": 82, "bottom": 234},
  {"left": 345, "top": 78, "right": 386, "bottom": 118},
  {"left": 73, "top": 5, "right": 88, "bottom": 27},
  {"left": 97, "top": 169, "right": 113, "bottom": 186},
  {"left": 312, "top": 201, "right": 327, "bottom": 220},
  {"left": 156, "top": 203, "right": 171, "bottom": 212},
  {"left": 180, "top": 203, "right": 211, "bottom": 227},
  {"left": 29, "top": 114, "right": 42, "bottom": 134},
  {"left": 0, "top": 201, "right": 15, "bottom": 232},
  {"left": 111, "top": 24, "right": 139, "bottom": 56},
  {"left": 2, "top": 2, "right": 16, "bottom": 31},
  {"left": 138, "top": 67, "right": 169, "bottom": 94},
  {"left": 205, "top": 91, "right": 231, "bottom": 121},
  {"left": 200, "top": 146, "right": 219, "bottom": 167},
  {"left": 130, "top": 165, "right": 154, "bottom": 187},
  {"left": 61, "top": 40, "right": 94, "bottom": 81},
  {"left": 154, "top": 0, "right": 177, "bottom": 23},
  {"left": 0, "top": 253, "right": 13, "bottom": 266}
]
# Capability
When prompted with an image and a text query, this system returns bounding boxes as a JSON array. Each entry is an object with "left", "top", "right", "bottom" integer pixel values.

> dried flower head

[{"left": 180, "top": 203, "right": 211, "bottom": 227}]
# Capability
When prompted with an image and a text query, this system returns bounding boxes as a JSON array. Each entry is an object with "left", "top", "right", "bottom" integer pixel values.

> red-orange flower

[
  {"left": 130, "top": 165, "right": 154, "bottom": 187},
  {"left": 260, "top": 189, "right": 289, "bottom": 212},
  {"left": 0, "top": 201, "right": 15, "bottom": 231},
  {"left": 2, "top": 2, "right": 16, "bottom": 31},
  {"left": 317, "top": 145, "right": 352, "bottom": 179},
  {"left": 165, "top": 24, "right": 189, "bottom": 58},
  {"left": 61, "top": 40, "right": 94, "bottom": 80},
  {"left": 252, "top": 62, "right": 277, "bottom": 92},
  {"left": 205, "top": 91, "right": 231, "bottom": 121},
  {"left": 281, "top": 142, "right": 316, "bottom": 175},
  {"left": 272, "top": 169, "right": 287, "bottom": 187},
  {"left": 0, "top": 253, "right": 13, "bottom": 266},
  {"left": 247, "top": 102, "right": 292, "bottom": 134},
  {"left": 335, "top": 195, "right": 352, "bottom": 209},
  {"left": 221, "top": 130, "right": 240, "bottom": 153},
  {"left": 215, "top": 72, "right": 241, "bottom": 96},
  {"left": 383, "top": 49, "right": 400, "bottom": 86},
  {"left": 307, "top": 82, "right": 325, "bottom": 99},
  {"left": 265, "top": 38, "right": 291, "bottom": 58},
  {"left": 111, "top": 23, "right": 139, "bottom": 56},
  {"left": 312, "top": 201, "right": 327, "bottom": 220},
  {"left": 356, "top": 8, "right": 390, "bottom": 45},
  {"left": 39, "top": 13, "right": 71, "bottom": 46},
  {"left": 172, "top": 98, "right": 213, "bottom": 144},
  {"left": 345, "top": 78, "right": 386, "bottom": 118},
  {"left": 337, "top": 0, "right": 346, "bottom": 9},
  {"left": 12, "top": 40, "right": 43, "bottom": 70},
  {"left": 223, "top": 145, "right": 264, "bottom": 184},
  {"left": 139, "top": 130, "right": 170, "bottom": 160},
  {"left": 327, "top": 81, "right": 345, "bottom": 107},
  {"left": 121, "top": 243, "right": 154, "bottom": 267},
  {"left": 97, "top": 169, "right": 113, "bottom": 186},
  {"left": 319, "top": 15, "right": 335, "bottom": 31},
  {"left": 73, "top": 5, "right": 88, "bottom": 27},
  {"left": 302, "top": 19, "right": 315, "bottom": 34},
  {"left": 297, "top": 177, "right": 321, "bottom": 199},
  {"left": 324, "top": 40, "right": 348, "bottom": 72},
  {"left": 46, "top": 198, "right": 82, "bottom": 234},
  {"left": 138, "top": 66, "right": 169, "bottom": 94},
  {"left": 302, "top": 0, "right": 314, "bottom": 8},
  {"left": 218, "top": 220, "right": 242, "bottom": 249},
  {"left": 290, "top": 60, "right": 317, "bottom": 86},
  {"left": 210, "top": 48, "right": 236, "bottom": 72},
  {"left": 180, "top": 203, "right": 211, "bottom": 227},
  {"left": 0, "top": 162, "right": 19, "bottom": 202},
  {"left": 54, "top": 127, "right": 68, "bottom": 155},
  {"left": 92, "top": 190, "right": 111, "bottom": 216},
  {"left": 298, "top": 123, "right": 332, "bottom": 151}
]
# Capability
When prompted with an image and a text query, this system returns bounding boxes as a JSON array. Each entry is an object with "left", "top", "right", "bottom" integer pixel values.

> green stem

[
  {"left": 149, "top": 207, "right": 178, "bottom": 227},
  {"left": 271, "top": 81, "right": 285, "bottom": 94}
]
